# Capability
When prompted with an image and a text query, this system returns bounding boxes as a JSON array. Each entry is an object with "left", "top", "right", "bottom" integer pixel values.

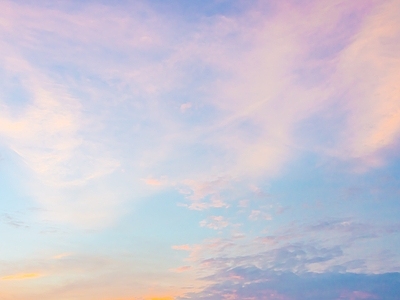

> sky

[{"left": 0, "top": 0, "right": 400, "bottom": 299}]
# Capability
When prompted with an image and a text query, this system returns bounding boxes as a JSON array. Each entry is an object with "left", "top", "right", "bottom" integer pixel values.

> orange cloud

[
  {"left": 1, "top": 273, "right": 41, "bottom": 280},
  {"left": 53, "top": 252, "right": 73, "bottom": 259}
]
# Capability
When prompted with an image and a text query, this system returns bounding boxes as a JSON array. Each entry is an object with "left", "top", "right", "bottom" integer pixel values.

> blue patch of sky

[
  {"left": 261, "top": 151, "right": 400, "bottom": 229},
  {"left": 108, "top": 190, "right": 210, "bottom": 246},
  {"left": 0, "top": 73, "right": 31, "bottom": 116},
  {"left": 293, "top": 99, "right": 349, "bottom": 151},
  {"left": 148, "top": 0, "right": 256, "bottom": 20},
  {"left": 29, "top": 0, "right": 255, "bottom": 19},
  {"left": 63, "top": 190, "right": 212, "bottom": 267},
  {"left": 0, "top": 209, "right": 68, "bottom": 260},
  {"left": 0, "top": 146, "right": 35, "bottom": 212},
  {"left": 0, "top": 147, "right": 67, "bottom": 260}
]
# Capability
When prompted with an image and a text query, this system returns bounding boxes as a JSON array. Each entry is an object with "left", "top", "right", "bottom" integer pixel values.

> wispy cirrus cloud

[
  {"left": 1, "top": 0, "right": 399, "bottom": 229},
  {"left": 0, "top": 0, "right": 186, "bottom": 228}
]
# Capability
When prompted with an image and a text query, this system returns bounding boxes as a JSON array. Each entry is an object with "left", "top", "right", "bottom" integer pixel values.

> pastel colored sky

[{"left": 0, "top": 0, "right": 400, "bottom": 299}]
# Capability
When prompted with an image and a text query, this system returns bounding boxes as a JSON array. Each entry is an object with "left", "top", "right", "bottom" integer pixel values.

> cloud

[
  {"left": 180, "top": 102, "right": 192, "bottom": 113},
  {"left": 0, "top": 0, "right": 398, "bottom": 236},
  {"left": 0, "top": 213, "right": 29, "bottom": 229},
  {"left": 164, "top": 0, "right": 400, "bottom": 210},
  {"left": 178, "top": 178, "right": 231, "bottom": 210},
  {"left": 0, "top": 1, "right": 399, "bottom": 299},
  {"left": 329, "top": 0, "right": 400, "bottom": 165},
  {"left": 0, "top": 251, "right": 193, "bottom": 300},
  {"left": 249, "top": 210, "right": 272, "bottom": 221},
  {"left": 172, "top": 245, "right": 192, "bottom": 251},
  {"left": 179, "top": 269, "right": 400, "bottom": 300},
  {"left": 180, "top": 234, "right": 350, "bottom": 278},
  {"left": 175, "top": 216, "right": 400, "bottom": 287},
  {"left": 181, "top": 0, "right": 400, "bottom": 175},
  {"left": 0, "top": 0, "right": 398, "bottom": 231},
  {"left": 53, "top": 253, "right": 73, "bottom": 260},
  {"left": 171, "top": 266, "right": 192, "bottom": 273},
  {"left": 0, "top": 0, "right": 176, "bottom": 228},
  {"left": 1, "top": 273, "right": 41, "bottom": 280},
  {"left": 200, "top": 216, "right": 230, "bottom": 230},
  {"left": 0, "top": 20, "right": 122, "bottom": 227},
  {"left": 143, "top": 178, "right": 164, "bottom": 186},
  {"left": 198, "top": 244, "right": 344, "bottom": 274}
]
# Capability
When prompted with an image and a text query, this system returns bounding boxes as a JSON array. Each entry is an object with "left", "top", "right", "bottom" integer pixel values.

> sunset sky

[{"left": 0, "top": 0, "right": 400, "bottom": 299}]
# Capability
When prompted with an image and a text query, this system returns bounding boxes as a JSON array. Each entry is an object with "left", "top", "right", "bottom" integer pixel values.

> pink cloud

[
  {"left": 249, "top": 210, "right": 273, "bottom": 221},
  {"left": 170, "top": 266, "right": 192, "bottom": 273},
  {"left": 178, "top": 178, "right": 230, "bottom": 210},
  {"left": 328, "top": 0, "right": 400, "bottom": 167},
  {"left": 180, "top": 102, "right": 192, "bottom": 113},
  {"left": 143, "top": 178, "right": 163, "bottom": 186},
  {"left": 1, "top": 0, "right": 398, "bottom": 232},
  {"left": 238, "top": 199, "right": 249, "bottom": 208},
  {"left": 172, "top": 245, "right": 192, "bottom": 251},
  {"left": 200, "top": 216, "right": 229, "bottom": 230}
]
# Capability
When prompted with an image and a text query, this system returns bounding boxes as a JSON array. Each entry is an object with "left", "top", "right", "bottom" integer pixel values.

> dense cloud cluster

[{"left": 181, "top": 269, "right": 400, "bottom": 300}]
